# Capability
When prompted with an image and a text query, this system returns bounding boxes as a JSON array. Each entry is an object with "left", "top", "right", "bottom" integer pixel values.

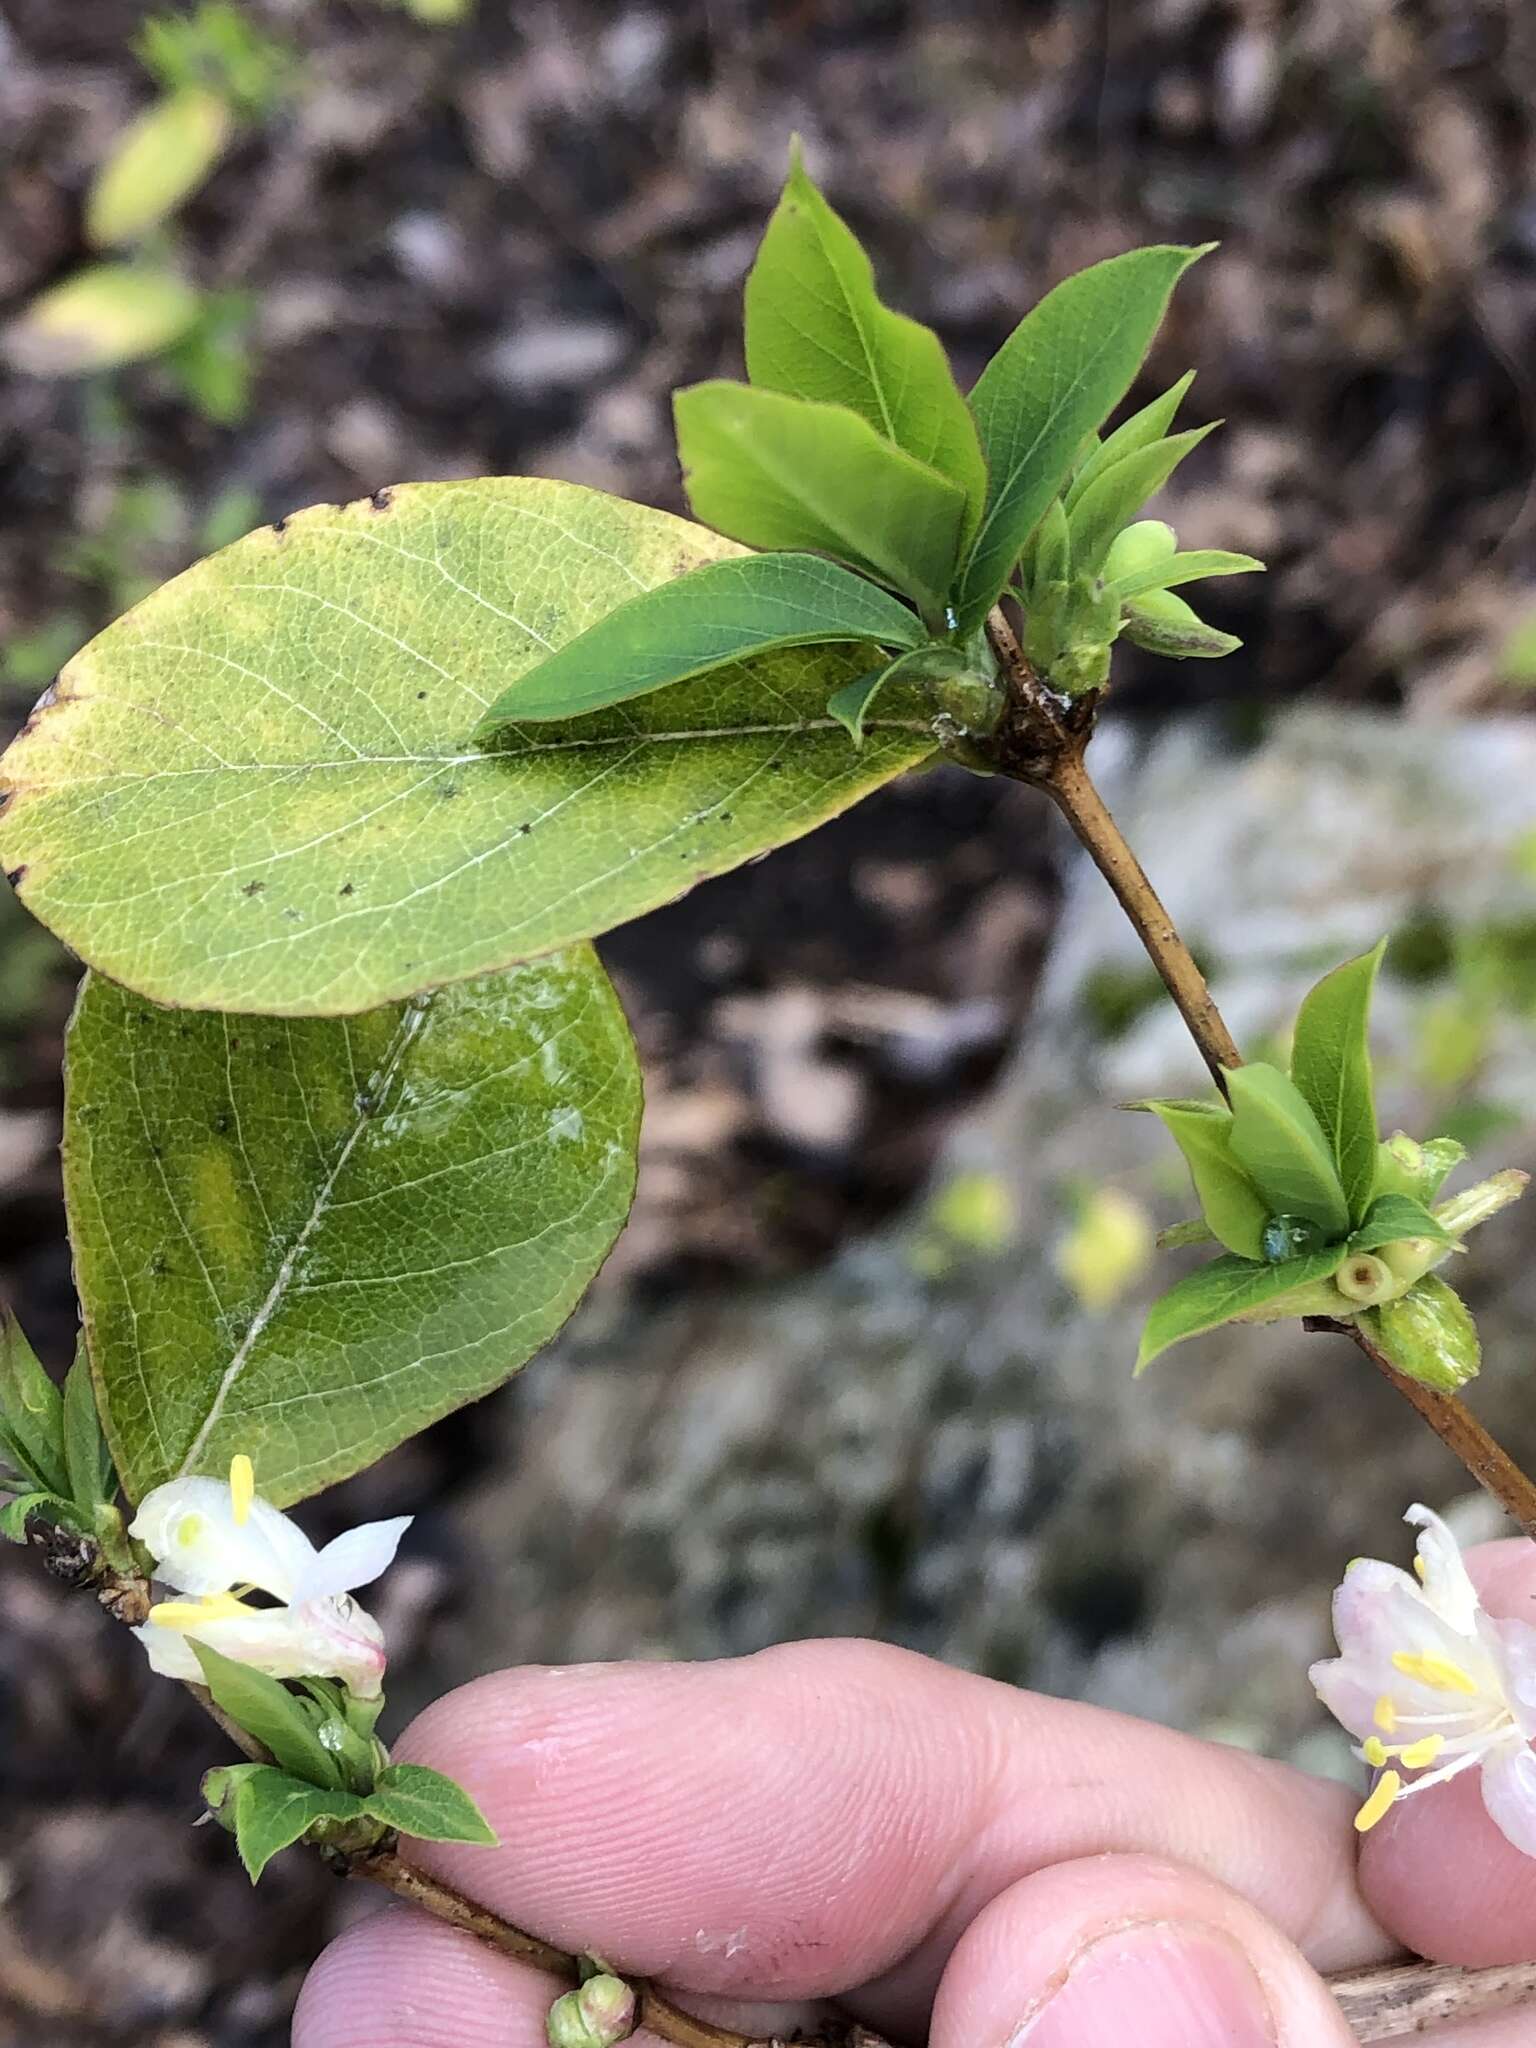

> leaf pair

[
  {"left": 1136, "top": 941, "right": 1476, "bottom": 1369},
  {"left": 211, "top": 1758, "right": 495, "bottom": 1882},
  {"left": 194, "top": 1642, "right": 496, "bottom": 1880}
]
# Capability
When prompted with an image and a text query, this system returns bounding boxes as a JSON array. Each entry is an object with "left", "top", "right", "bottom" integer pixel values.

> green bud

[
  {"left": 1375, "top": 1132, "right": 1468, "bottom": 1206},
  {"left": 1332, "top": 1250, "right": 1397, "bottom": 1307},
  {"left": 202, "top": 1762, "right": 264, "bottom": 1834},
  {"left": 547, "top": 1975, "right": 637, "bottom": 2048},
  {"left": 1435, "top": 1167, "right": 1529, "bottom": 1240},
  {"left": 926, "top": 669, "right": 1004, "bottom": 737},
  {"left": 1121, "top": 587, "right": 1241, "bottom": 661},
  {"left": 1051, "top": 642, "right": 1113, "bottom": 694},
  {"left": 1366, "top": 1275, "right": 1482, "bottom": 1391},
  {"left": 1103, "top": 519, "right": 1177, "bottom": 584}
]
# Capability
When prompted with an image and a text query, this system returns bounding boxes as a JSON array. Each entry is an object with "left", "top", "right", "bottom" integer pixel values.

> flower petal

[
  {"left": 295, "top": 1516, "right": 413, "bottom": 1604},
  {"left": 1405, "top": 1504, "right": 1481, "bottom": 1633},
  {"left": 131, "top": 1477, "right": 318, "bottom": 1599},
  {"left": 1484, "top": 1616, "right": 1536, "bottom": 1742},
  {"left": 132, "top": 1620, "right": 206, "bottom": 1683},
  {"left": 1480, "top": 1739, "right": 1536, "bottom": 1860}
]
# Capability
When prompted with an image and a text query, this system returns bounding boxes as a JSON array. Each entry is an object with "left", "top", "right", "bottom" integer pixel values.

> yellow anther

[
  {"left": 1354, "top": 1770, "right": 1403, "bottom": 1834},
  {"left": 1414, "top": 1555, "right": 1427, "bottom": 1582},
  {"left": 1362, "top": 1737, "right": 1389, "bottom": 1768},
  {"left": 1391, "top": 1651, "right": 1479, "bottom": 1695},
  {"left": 147, "top": 1591, "right": 253, "bottom": 1629},
  {"left": 1374, "top": 1696, "right": 1399, "bottom": 1735},
  {"left": 1399, "top": 1735, "right": 1446, "bottom": 1770},
  {"left": 229, "top": 1454, "right": 255, "bottom": 1528}
]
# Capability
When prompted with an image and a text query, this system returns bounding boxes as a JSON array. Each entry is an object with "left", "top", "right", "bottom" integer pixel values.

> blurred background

[{"left": 2, "top": 1, "right": 1536, "bottom": 2039}]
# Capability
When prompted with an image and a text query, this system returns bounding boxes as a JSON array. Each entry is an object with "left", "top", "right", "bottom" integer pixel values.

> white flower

[
  {"left": 129, "top": 1455, "right": 410, "bottom": 1698},
  {"left": 1310, "top": 1503, "right": 1536, "bottom": 1855}
]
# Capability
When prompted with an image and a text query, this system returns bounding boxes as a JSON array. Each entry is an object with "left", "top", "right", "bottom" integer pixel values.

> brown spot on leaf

[
  {"left": 339, "top": 881, "right": 355, "bottom": 897},
  {"left": 241, "top": 880, "right": 265, "bottom": 897},
  {"left": 5, "top": 865, "right": 26, "bottom": 889},
  {"left": 370, "top": 487, "right": 394, "bottom": 512}
]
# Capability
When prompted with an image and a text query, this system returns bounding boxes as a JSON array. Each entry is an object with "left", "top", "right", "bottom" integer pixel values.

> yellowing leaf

[
  {"left": 3, "top": 265, "right": 202, "bottom": 376},
  {"left": 86, "top": 89, "right": 233, "bottom": 248},
  {"left": 0, "top": 480, "right": 936, "bottom": 1016}
]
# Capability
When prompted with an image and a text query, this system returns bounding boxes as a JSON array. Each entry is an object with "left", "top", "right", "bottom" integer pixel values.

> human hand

[{"left": 295, "top": 1541, "right": 1536, "bottom": 2047}]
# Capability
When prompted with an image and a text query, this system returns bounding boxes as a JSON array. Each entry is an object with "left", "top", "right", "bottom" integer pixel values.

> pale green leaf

[
  {"left": 85, "top": 89, "right": 233, "bottom": 248},
  {"left": 2, "top": 265, "right": 202, "bottom": 377},
  {"left": 0, "top": 1309, "right": 69, "bottom": 1500},
  {"left": 1349, "top": 1193, "right": 1455, "bottom": 1253},
  {"left": 62, "top": 1344, "right": 115, "bottom": 1511},
  {"left": 1065, "top": 424, "right": 1218, "bottom": 577},
  {"left": 744, "top": 141, "right": 986, "bottom": 525},
  {"left": 0, "top": 481, "right": 937, "bottom": 1015},
  {"left": 1107, "top": 547, "right": 1263, "bottom": 602},
  {"left": 1141, "top": 1098, "right": 1269, "bottom": 1259},
  {"left": 956, "top": 246, "right": 1208, "bottom": 630},
  {"left": 826, "top": 645, "right": 974, "bottom": 746},
  {"left": 675, "top": 380, "right": 968, "bottom": 616},
  {"left": 1290, "top": 941, "right": 1386, "bottom": 1225},
  {"left": 364, "top": 1763, "right": 498, "bottom": 1845},
  {"left": 65, "top": 953, "right": 640, "bottom": 1505},
  {"left": 232, "top": 1765, "right": 366, "bottom": 1882},
  {"left": 474, "top": 552, "right": 921, "bottom": 736},
  {"left": 1137, "top": 1247, "right": 1345, "bottom": 1371},
  {"left": 192, "top": 1644, "right": 345, "bottom": 1786},
  {"left": 1226, "top": 1063, "right": 1351, "bottom": 1238},
  {"left": 1064, "top": 371, "right": 1195, "bottom": 513}
]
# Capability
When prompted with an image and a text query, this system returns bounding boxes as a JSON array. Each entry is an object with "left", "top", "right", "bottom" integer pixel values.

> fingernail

[{"left": 1016, "top": 1923, "right": 1277, "bottom": 2048}]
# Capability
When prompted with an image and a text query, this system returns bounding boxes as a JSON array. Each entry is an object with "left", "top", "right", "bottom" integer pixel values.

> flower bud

[
  {"left": 1368, "top": 1275, "right": 1482, "bottom": 1391},
  {"left": 202, "top": 1762, "right": 262, "bottom": 1834},
  {"left": 547, "top": 1975, "right": 637, "bottom": 2048},
  {"left": 1103, "top": 519, "right": 1177, "bottom": 584},
  {"left": 1332, "top": 1251, "right": 1397, "bottom": 1307}
]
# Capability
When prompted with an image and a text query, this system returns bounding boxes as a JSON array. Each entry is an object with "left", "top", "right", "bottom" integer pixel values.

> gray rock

[{"left": 430, "top": 709, "right": 1536, "bottom": 1768}]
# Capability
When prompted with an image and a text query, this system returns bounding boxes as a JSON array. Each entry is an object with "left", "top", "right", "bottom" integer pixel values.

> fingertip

[{"left": 293, "top": 1907, "right": 553, "bottom": 2047}]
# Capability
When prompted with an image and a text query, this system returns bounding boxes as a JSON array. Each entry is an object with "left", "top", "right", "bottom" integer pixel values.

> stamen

[
  {"left": 1362, "top": 1737, "right": 1389, "bottom": 1768},
  {"left": 1374, "top": 1696, "right": 1399, "bottom": 1735},
  {"left": 147, "top": 1591, "right": 254, "bottom": 1629},
  {"left": 1414, "top": 1555, "right": 1427, "bottom": 1583},
  {"left": 229, "top": 1454, "right": 255, "bottom": 1528},
  {"left": 1399, "top": 1735, "right": 1446, "bottom": 1770},
  {"left": 1391, "top": 1651, "right": 1479, "bottom": 1695},
  {"left": 1355, "top": 1770, "right": 1402, "bottom": 1833}
]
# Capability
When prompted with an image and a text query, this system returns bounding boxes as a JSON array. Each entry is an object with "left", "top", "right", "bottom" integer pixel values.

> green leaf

[
  {"left": 1349, "top": 1193, "right": 1455, "bottom": 1254},
  {"left": 2, "top": 264, "right": 202, "bottom": 377},
  {"left": 1290, "top": 941, "right": 1386, "bottom": 1225},
  {"left": 62, "top": 1344, "right": 115, "bottom": 1512},
  {"left": 1225, "top": 1063, "right": 1351, "bottom": 1237},
  {"left": 1064, "top": 371, "right": 1196, "bottom": 513},
  {"left": 0, "top": 1309, "right": 69, "bottom": 1499},
  {"left": 1365, "top": 1275, "right": 1481, "bottom": 1392},
  {"left": 473, "top": 552, "right": 921, "bottom": 736},
  {"left": 85, "top": 89, "right": 234, "bottom": 248},
  {"left": 231, "top": 1765, "right": 367, "bottom": 1882},
  {"left": 675, "top": 381, "right": 968, "bottom": 616},
  {"left": 192, "top": 1644, "right": 346, "bottom": 1785},
  {"left": 1136, "top": 1247, "right": 1346, "bottom": 1371},
  {"left": 0, "top": 481, "right": 936, "bottom": 1016},
  {"left": 1121, "top": 587, "right": 1242, "bottom": 660},
  {"left": 0, "top": 1492, "right": 82, "bottom": 1544},
  {"left": 1065, "top": 424, "right": 1218, "bottom": 578},
  {"left": 1376, "top": 1133, "right": 1467, "bottom": 1206},
  {"left": 364, "top": 1763, "right": 498, "bottom": 1845},
  {"left": 956, "top": 246, "right": 1208, "bottom": 630},
  {"left": 1020, "top": 494, "right": 1071, "bottom": 597},
  {"left": 1141, "top": 1099, "right": 1269, "bottom": 1259},
  {"left": 1106, "top": 548, "right": 1264, "bottom": 603},
  {"left": 744, "top": 141, "right": 986, "bottom": 526},
  {"left": 826, "top": 644, "right": 974, "bottom": 746},
  {"left": 65, "top": 953, "right": 641, "bottom": 1506}
]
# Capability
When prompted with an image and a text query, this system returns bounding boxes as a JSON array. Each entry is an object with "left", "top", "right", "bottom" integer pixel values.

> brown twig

[
  {"left": 1308, "top": 1317, "right": 1536, "bottom": 1542},
  {"left": 983, "top": 610, "right": 1240, "bottom": 1085}
]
